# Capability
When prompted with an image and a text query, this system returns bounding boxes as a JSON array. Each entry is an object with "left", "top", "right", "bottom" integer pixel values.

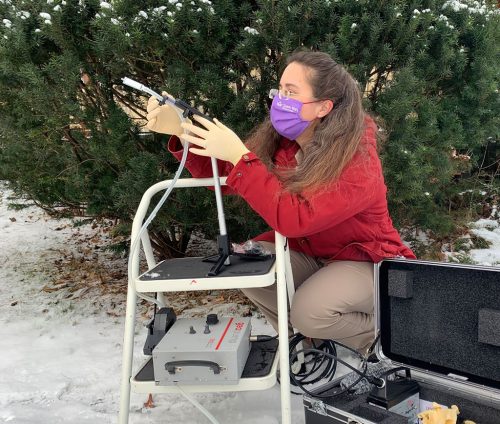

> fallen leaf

[{"left": 143, "top": 394, "right": 155, "bottom": 409}]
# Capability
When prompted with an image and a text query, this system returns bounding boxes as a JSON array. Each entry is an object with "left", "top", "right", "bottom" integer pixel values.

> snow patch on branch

[
  {"left": 244, "top": 26, "right": 259, "bottom": 35},
  {"left": 442, "top": 0, "right": 498, "bottom": 17},
  {"left": 100, "top": 1, "right": 112, "bottom": 10},
  {"left": 153, "top": 6, "right": 167, "bottom": 14},
  {"left": 15, "top": 10, "right": 31, "bottom": 19}
]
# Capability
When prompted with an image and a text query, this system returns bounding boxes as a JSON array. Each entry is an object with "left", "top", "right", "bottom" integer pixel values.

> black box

[{"left": 304, "top": 259, "right": 500, "bottom": 424}]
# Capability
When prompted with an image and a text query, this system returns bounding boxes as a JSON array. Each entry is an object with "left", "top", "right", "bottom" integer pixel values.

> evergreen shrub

[{"left": 0, "top": 0, "right": 498, "bottom": 257}]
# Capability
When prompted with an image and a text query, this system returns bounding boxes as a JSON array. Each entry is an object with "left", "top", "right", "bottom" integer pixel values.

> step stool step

[
  {"left": 132, "top": 339, "right": 279, "bottom": 394},
  {"left": 135, "top": 255, "right": 276, "bottom": 292}
]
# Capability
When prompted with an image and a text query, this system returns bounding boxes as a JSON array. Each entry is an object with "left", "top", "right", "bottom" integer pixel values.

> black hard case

[{"left": 303, "top": 259, "right": 500, "bottom": 424}]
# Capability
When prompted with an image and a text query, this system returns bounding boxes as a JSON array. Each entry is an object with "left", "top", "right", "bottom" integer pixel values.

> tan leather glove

[
  {"left": 145, "top": 91, "right": 184, "bottom": 136},
  {"left": 179, "top": 115, "right": 250, "bottom": 165}
]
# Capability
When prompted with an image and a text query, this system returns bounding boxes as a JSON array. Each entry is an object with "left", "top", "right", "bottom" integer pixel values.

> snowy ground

[
  {"left": 0, "top": 184, "right": 325, "bottom": 424},
  {"left": 1, "top": 183, "right": 499, "bottom": 424}
]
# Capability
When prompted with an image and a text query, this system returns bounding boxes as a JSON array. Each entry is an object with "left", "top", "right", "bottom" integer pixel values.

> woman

[{"left": 146, "top": 50, "right": 415, "bottom": 354}]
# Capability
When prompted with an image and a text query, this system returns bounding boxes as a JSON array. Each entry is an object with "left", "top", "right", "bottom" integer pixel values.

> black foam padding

[
  {"left": 478, "top": 308, "right": 500, "bottom": 347},
  {"left": 138, "top": 255, "right": 275, "bottom": 281},
  {"left": 135, "top": 358, "right": 155, "bottom": 382},
  {"left": 388, "top": 269, "right": 413, "bottom": 299},
  {"left": 379, "top": 261, "right": 500, "bottom": 388},
  {"left": 134, "top": 339, "right": 278, "bottom": 382},
  {"left": 241, "top": 339, "right": 278, "bottom": 378}
]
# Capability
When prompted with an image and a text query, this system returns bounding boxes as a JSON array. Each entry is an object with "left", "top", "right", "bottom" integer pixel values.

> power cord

[
  {"left": 128, "top": 136, "right": 188, "bottom": 308},
  {"left": 254, "top": 333, "right": 385, "bottom": 399},
  {"left": 288, "top": 334, "right": 338, "bottom": 391},
  {"left": 292, "top": 336, "right": 387, "bottom": 399},
  {"left": 126, "top": 104, "right": 190, "bottom": 307},
  {"left": 249, "top": 335, "right": 278, "bottom": 342}
]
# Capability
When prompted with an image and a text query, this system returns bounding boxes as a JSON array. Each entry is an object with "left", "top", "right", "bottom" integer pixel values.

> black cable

[
  {"left": 250, "top": 335, "right": 278, "bottom": 342},
  {"left": 288, "top": 334, "right": 337, "bottom": 388},
  {"left": 289, "top": 348, "right": 385, "bottom": 399},
  {"left": 257, "top": 333, "right": 385, "bottom": 398}
]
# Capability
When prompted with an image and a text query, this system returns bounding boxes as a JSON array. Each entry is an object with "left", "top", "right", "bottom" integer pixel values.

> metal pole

[{"left": 211, "top": 157, "right": 227, "bottom": 237}]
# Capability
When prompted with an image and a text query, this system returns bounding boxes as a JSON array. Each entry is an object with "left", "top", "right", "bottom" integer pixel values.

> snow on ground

[
  {"left": 468, "top": 219, "right": 500, "bottom": 265},
  {"left": 443, "top": 217, "right": 500, "bottom": 266},
  {"left": 2, "top": 183, "right": 499, "bottom": 424},
  {"left": 0, "top": 184, "right": 353, "bottom": 424},
  {"left": 0, "top": 185, "right": 128, "bottom": 423}
]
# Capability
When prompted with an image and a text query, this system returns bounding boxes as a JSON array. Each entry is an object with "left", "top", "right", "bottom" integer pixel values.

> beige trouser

[{"left": 241, "top": 241, "right": 375, "bottom": 354}]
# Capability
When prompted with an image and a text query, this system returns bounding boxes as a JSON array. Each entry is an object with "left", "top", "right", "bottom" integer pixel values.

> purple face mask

[{"left": 270, "top": 96, "right": 312, "bottom": 140}]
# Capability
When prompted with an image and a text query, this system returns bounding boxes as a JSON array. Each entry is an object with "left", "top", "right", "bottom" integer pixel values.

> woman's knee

[{"left": 289, "top": 295, "right": 339, "bottom": 337}]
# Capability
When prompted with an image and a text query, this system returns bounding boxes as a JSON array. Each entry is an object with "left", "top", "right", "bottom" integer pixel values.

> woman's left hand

[{"left": 179, "top": 115, "right": 250, "bottom": 165}]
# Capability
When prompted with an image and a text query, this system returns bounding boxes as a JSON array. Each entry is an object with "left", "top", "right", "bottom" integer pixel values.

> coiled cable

[{"left": 268, "top": 333, "right": 384, "bottom": 398}]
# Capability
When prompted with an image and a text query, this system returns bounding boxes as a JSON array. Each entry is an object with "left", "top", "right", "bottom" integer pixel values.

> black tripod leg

[{"left": 207, "top": 253, "right": 229, "bottom": 276}]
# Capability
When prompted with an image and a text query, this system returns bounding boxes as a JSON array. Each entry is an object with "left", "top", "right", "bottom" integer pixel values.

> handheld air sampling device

[
  {"left": 121, "top": 77, "right": 214, "bottom": 122},
  {"left": 121, "top": 77, "right": 230, "bottom": 276}
]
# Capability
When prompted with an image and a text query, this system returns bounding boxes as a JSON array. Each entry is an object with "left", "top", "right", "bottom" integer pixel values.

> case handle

[
  {"left": 380, "top": 366, "right": 412, "bottom": 380},
  {"left": 165, "top": 360, "right": 222, "bottom": 375}
]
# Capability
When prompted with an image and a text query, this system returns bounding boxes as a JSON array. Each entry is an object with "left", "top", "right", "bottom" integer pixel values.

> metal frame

[{"left": 118, "top": 177, "right": 294, "bottom": 424}]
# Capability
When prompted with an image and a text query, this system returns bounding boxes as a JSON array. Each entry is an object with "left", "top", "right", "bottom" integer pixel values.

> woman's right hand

[{"left": 145, "top": 91, "right": 184, "bottom": 137}]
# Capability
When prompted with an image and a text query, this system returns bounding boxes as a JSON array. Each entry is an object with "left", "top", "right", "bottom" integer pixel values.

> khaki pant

[{"left": 241, "top": 241, "right": 375, "bottom": 354}]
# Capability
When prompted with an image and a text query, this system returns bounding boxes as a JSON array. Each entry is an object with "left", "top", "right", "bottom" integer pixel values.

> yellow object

[
  {"left": 146, "top": 93, "right": 184, "bottom": 137},
  {"left": 417, "top": 403, "right": 460, "bottom": 424},
  {"left": 179, "top": 115, "right": 251, "bottom": 165}
]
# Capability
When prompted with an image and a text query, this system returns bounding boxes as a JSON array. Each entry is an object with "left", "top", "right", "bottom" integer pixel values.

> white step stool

[{"left": 118, "top": 177, "right": 295, "bottom": 423}]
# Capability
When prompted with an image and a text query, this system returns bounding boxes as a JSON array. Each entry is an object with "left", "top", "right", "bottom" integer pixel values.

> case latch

[{"left": 309, "top": 400, "right": 327, "bottom": 416}]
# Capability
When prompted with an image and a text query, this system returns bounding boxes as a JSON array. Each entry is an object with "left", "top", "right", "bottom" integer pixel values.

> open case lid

[{"left": 376, "top": 259, "right": 500, "bottom": 390}]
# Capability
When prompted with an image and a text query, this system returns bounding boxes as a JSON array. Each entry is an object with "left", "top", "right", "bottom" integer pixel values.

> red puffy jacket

[{"left": 168, "top": 116, "right": 415, "bottom": 263}]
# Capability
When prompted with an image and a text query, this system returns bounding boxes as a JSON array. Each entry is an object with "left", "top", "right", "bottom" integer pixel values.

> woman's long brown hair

[{"left": 245, "top": 51, "right": 366, "bottom": 194}]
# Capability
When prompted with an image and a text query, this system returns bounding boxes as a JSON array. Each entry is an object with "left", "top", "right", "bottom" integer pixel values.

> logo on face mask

[{"left": 277, "top": 101, "right": 298, "bottom": 113}]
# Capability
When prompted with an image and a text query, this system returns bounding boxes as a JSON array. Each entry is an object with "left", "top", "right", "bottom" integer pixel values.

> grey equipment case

[{"left": 303, "top": 259, "right": 500, "bottom": 424}]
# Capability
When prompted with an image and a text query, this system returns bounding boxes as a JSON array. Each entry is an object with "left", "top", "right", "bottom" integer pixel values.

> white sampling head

[
  {"left": 121, "top": 77, "right": 186, "bottom": 126},
  {"left": 121, "top": 77, "right": 177, "bottom": 107}
]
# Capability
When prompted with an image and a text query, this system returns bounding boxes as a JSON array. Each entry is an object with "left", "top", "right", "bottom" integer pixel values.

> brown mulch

[{"left": 41, "top": 221, "right": 255, "bottom": 319}]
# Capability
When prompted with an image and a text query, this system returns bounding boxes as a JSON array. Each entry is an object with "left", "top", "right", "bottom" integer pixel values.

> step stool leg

[
  {"left": 284, "top": 245, "right": 305, "bottom": 373},
  {"left": 275, "top": 233, "right": 292, "bottom": 424},
  {"left": 118, "top": 285, "right": 138, "bottom": 424}
]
